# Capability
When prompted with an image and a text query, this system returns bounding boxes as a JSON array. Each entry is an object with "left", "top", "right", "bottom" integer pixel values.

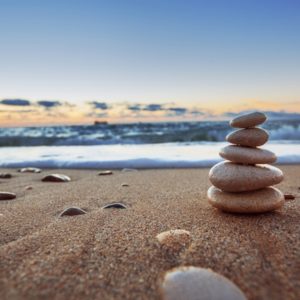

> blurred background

[{"left": 0, "top": 0, "right": 299, "bottom": 168}]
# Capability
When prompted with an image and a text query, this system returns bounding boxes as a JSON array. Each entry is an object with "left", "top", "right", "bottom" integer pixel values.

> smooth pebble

[
  {"left": 226, "top": 128, "right": 269, "bottom": 147},
  {"left": 0, "top": 192, "right": 16, "bottom": 200},
  {"left": 209, "top": 161, "right": 283, "bottom": 192},
  {"left": 219, "top": 145, "right": 276, "bottom": 164},
  {"left": 230, "top": 111, "right": 267, "bottom": 128},
  {"left": 19, "top": 167, "right": 42, "bottom": 173},
  {"left": 160, "top": 266, "right": 246, "bottom": 300},
  {"left": 284, "top": 194, "right": 295, "bottom": 200},
  {"left": 156, "top": 229, "right": 191, "bottom": 252},
  {"left": 208, "top": 186, "right": 284, "bottom": 213},
  {"left": 59, "top": 207, "right": 87, "bottom": 217},
  {"left": 102, "top": 202, "right": 127, "bottom": 209},
  {"left": 0, "top": 173, "right": 12, "bottom": 179},
  {"left": 42, "top": 174, "right": 71, "bottom": 182},
  {"left": 98, "top": 170, "right": 113, "bottom": 176}
]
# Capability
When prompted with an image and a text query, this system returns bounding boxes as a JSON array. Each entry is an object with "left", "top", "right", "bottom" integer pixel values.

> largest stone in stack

[{"left": 208, "top": 111, "right": 284, "bottom": 213}]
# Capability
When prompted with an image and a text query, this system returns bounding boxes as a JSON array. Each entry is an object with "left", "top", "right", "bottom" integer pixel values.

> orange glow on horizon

[{"left": 0, "top": 99, "right": 299, "bottom": 127}]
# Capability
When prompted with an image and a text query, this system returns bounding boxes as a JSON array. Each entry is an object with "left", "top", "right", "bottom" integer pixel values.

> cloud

[
  {"left": 127, "top": 104, "right": 206, "bottom": 118},
  {"left": 143, "top": 104, "right": 165, "bottom": 111},
  {"left": 127, "top": 104, "right": 142, "bottom": 111},
  {"left": 37, "top": 100, "right": 62, "bottom": 108},
  {"left": 126, "top": 103, "right": 167, "bottom": 113},
  {"left": 85, "top": 112, "right": 108, "bottom": 118},
  {"left": 0, "top": 109, "right": 35, "bottom": 113},
  {"left": 1, "top": 99, "right": 31, "bottom": 106},
  {"left": 190, "top": 109, "right": 205, "bottom": 116},
  {"left": 89, "top": 101, "right": 109, "bottom": 110},
  {"left": 167, "top": 107, "right": 187, "bottom": 116}
]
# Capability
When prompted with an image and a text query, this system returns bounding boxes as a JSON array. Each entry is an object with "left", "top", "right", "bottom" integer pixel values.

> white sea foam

[{"left": 0, "top": 142, "right": 299, "bottom": 169}]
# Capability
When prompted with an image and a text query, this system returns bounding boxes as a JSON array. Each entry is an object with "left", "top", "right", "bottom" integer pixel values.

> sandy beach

[{"left": 0, "top": 166, "right": 299, "bottom": 300}]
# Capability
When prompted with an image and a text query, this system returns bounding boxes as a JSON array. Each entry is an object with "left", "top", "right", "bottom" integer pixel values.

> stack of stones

[{"left": 208, "top": 111, "right": 284, "bottom": 213}]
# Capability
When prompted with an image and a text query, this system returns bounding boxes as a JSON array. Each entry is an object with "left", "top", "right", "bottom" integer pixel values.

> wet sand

[{"left": 0, "top": 166, "right": 299, "bottom": 300}]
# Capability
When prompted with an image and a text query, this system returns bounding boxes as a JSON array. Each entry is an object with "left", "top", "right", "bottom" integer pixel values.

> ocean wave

[
  {"left": 0, "top": 119, "right": 300, "bottom": 147},
  {"left": 0, "top": 143, "right": 299, "bottom": 169}
]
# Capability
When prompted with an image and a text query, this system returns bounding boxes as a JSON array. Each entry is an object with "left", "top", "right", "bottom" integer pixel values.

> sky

[{"left": 0, "top": 0, "right": 300, "bottom": 126}]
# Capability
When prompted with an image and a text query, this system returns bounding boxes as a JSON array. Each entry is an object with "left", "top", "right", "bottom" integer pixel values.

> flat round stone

[
  {"left": 160, "top": 266, "right": 246, "bottom": 300},
  {"left": 156, "top": 229, "right": 192, "bottom": 252},
  {"left": 284, "top": 194, "right": 295, "bottom": 200},
  {"left": 59, "top": 207, "right": 87, "bottom": 217},
  {"left": 230, "top": 112, "right": 267, "bottom": 128},
  {"left": 42, "top": 174, "right": 71, "bottom": 182},
  {"left": 219, "top": 145, "right": 276, "bottom": 164},
  {"left": 102, "top": 202, "right": 127, "bottom": 209},
  {"left": 226, "top": 128, "right": 269, "bottom": 147},
  {"left": 0, "top": 192, "right": 16, "bottom": 200},
  {"left": 98, "top": 170, "right": 113, "bottom": 176},
  {"left": 19, "top": 167, "right": 42, "bottom": 173},
  {"left": 208, "top": 186, "right": 284, "bottom": 213},
  {"left": 209, "top": 161, "right": 283, "bottom": 192},
  {"left": 0, "top": 173, "right": 12, "bottom": 179}
]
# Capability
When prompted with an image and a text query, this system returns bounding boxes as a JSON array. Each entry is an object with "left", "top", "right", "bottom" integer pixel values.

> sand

[{"left": 0, "top": 166, "right": 299, "bottom": 300}]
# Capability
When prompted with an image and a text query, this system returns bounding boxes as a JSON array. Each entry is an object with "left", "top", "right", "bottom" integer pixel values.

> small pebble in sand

[
  {"left": 156, "top": 229, "right": 191, "bottom": 252},
  {"left": 0, "top": 173, "right": 12, "bottom": 178},
  {"left": 0, "top": 192, "right": 16, "bottom": 200},
  {"left": 42, "top": 174, "right": 71, "bottom": 182},
  {"left": 121, "top": 168, "right": 137, "bottom": 172},
  {"left": 59, "top": 207, "right": 87, "bottom": 217},
  {"left": 25, "top": 186, "right": 33, "bottom": 190},
  {"left": 102, "top": 202, "right": 127, "bottom": 209},
  {"left": 121, "top": 183, "right": 129, "bottom": 187},
  {"left": 160, "top": 266, "right": 246, "bottom": 300},
  {"left": 98, "top": 170, "right": 113, "bottom": 176},
  {"left": 284, "top": 194, "right": 295, "bottom": 200},
  {"left": 18, "top": 167, "right": 42, "bottom": 173}
]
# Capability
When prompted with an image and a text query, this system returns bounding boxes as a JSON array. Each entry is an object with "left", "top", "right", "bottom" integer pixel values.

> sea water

[{"left": 0, "top": 120, "right": 299, "bottom": 169}]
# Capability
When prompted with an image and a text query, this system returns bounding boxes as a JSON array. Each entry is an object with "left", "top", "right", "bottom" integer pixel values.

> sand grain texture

[{"left": 0, "top": 166, "right": 299, "bottom": 300}]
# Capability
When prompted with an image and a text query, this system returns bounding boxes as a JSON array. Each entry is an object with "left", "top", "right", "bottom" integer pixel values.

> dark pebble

[
  {"left": 121, "top": 183, "right": 129, "bottom": 187},
  {"left": 284, "top": 194, "right": 295, "bottom": 200},
  {"left": 0, "top": 173, "right": 12, "bottom": 179},
  {"left": 42, "top": 174, "right": 71, "bottom": 182},
  {"left": 102, "top": 202, "right": 127, "bottom": 209},
  {"left": 98, "top": 170, "right": 113, "bottom": 176},
  {"left": 0, "top": 192, "right": 16, "bottom": 200},
  {"left": 59, "top": 207, "right": 87, "bottom": 217}
]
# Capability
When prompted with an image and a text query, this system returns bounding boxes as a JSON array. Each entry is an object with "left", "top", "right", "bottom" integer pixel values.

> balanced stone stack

[{"left": 208, "top": 111, "right": 284, "bottom": 213}]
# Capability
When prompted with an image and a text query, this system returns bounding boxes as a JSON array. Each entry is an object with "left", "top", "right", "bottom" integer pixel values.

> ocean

[{"left": 0, "top": 119, "right": 300, "bottom": 169}]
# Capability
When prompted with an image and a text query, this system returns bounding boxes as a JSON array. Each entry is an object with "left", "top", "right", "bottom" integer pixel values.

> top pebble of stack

[{"left": 230, "top": 111, "right": 267, "bottom": 128}]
